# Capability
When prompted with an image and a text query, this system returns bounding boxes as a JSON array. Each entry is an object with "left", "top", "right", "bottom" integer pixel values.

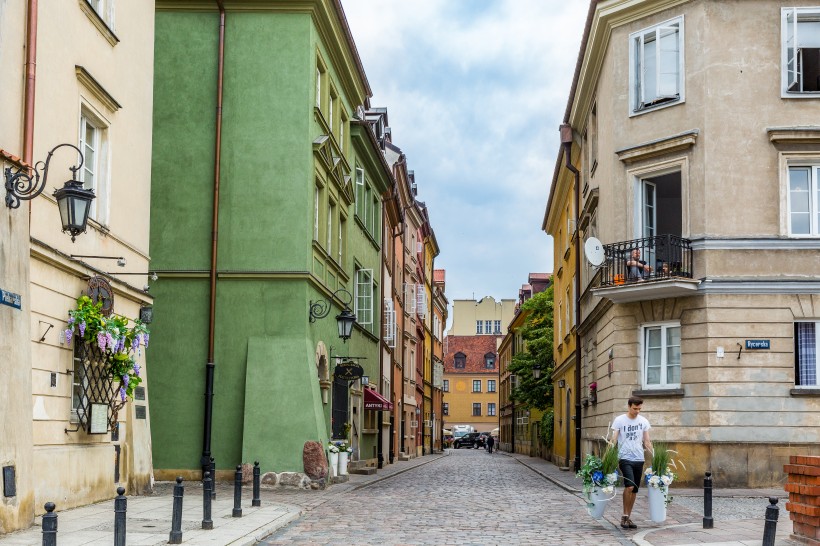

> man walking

[
  {"left": 486, "top": 434, "right": 495, "bottom": 454},
  {"left": 611, "top": 396, "right": 652, "bottom": 530}
]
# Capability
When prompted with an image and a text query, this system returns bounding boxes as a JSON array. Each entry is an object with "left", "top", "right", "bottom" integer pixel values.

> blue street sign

[
  {"left": 0, "top": 289, "right": 22, "bottom": 310},
  {"left": 745, "top": 339, "right": 770, "bottom": 350}
]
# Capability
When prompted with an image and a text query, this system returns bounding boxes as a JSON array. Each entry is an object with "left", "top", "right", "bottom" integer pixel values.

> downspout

[
  {"left": 560, "top": 123, "right": 582, "bottom": 473},
  {"left": 201, "top": 0, "right": 225, "bottom": 474},
  {"left": 24, "top": 0, "right": 38, "bottom": 221}
]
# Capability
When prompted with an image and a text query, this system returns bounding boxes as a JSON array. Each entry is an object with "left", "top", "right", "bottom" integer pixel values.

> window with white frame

[
  {"left": 383, "top": 299, "right": 395, "bottom": 346},
  {"left": 485, "top": 320, "right": 492, "bottom": 334},
  {"left": 472, "top": 379, "right": 481, "bottom": 393},
  {"left": 416, "top": 284, "right": 427, "bottom": 317},
  {"left": 88, "top": 0, "right": 114, "bottom": 29},
  {"left": 79, "top": 109, "right": 108, "bottom": 224},
  {"left": 642, "top": 322, "right": 681, "bottom": 388},
  {"left": 404, "top": 283, "right": 416, "bottom": 314},
  {"left": 443, "top": 402, "right": 449, "bottom": 416},
  {"left": 788, "top": 165, "right": 820, "bottom": 236},
  {"left": 313, "top": 186, "right": 320, "bottom": 241},
  {"left": 488, "top": 379, "right": 496, "bottom": 392},
  {"left": 338, "top": 215, "right": 345, "bottom": 263},
  {"left": 494, "top": 320, "right": 501, "bottom": 334},
  {"left": 476, "top": 320, "right": 483, "bottom": 334},
  {"left": 629, "top": 16, "right": 685, "bottom": 114},
  {"left": 326, "top": 200, "right": 335, "bottom": 254},
  {"left": 795, "top": 322, "right": 819, "bottom": 386},
  {"left": 782, "top": 7, "right": 820, "bottom": 96},
  {"left": 472, "top": 403, "right": 481, "bottom": 416},
  {"left": 316, "top": 67, "right": 322, "bottom": 108},
  {"left": 355, "top": 268, "right": 373, "bottom": 325},
  {"left": 488, "top": 403, "right": 496, "bottom": 417},
  {"left": 443, "top": 379, "right": 449, "bottom": 392}
]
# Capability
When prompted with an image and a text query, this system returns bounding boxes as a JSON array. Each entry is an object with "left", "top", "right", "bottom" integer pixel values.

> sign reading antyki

[
  {"left": 1, "top": 289, "right": 22, "bottom": 310},
  {"left": 334, "top": 361, "right": 364, "bottom": 381},
  {"left": 745, "top": 339, "right": 771, "bottom": 350}
]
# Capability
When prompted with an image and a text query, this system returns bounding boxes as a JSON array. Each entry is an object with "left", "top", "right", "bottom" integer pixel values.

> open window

[
  {"left": 782, "top": 7, "right": 820, "bottom": 96},
  {"left": 629, "top": 16, "right": 685, "bottom": 115}
]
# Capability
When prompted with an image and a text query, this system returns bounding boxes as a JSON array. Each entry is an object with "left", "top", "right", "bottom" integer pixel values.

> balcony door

[{"left": 635, "top": 172, "right": 682, "bottom": 269}]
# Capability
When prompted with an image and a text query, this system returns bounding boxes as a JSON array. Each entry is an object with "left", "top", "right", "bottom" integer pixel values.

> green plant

[
  {"left": 577, "top": 453, "right": 618, "bottom": 494},
  {"left": 540, "top": 409, "right": 554, "bottom": 447},
  {"left": 342, "top": 422, "right": 351, "bottom": 439},
  {"left": 644, "top": 442, "right": 683, "bottom": 505},
  {"left": 600, "top": 442, "right": 620, "bottom": 475},
  {"left": 64, "top": 295, "right": 149, "bottom": 400}
]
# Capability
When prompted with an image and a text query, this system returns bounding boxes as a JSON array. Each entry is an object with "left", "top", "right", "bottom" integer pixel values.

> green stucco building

[{"left": 149, "top": 0, "right": 390, "bottom": 479}]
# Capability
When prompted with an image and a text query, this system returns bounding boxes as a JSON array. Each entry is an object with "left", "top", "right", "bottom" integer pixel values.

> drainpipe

[
  {"left": 23, "top": 0, "right": 37, "bottom": 165},
  {"left": 201, "top": 0, "right": 225, "bottom": 475},
  {"left": 560, "top": 123, "right": 582, "bottom": 473}
]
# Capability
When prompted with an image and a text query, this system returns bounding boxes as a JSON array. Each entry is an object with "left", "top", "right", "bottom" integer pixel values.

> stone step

[{"left": 349, "top": 467, "right": 377, "bottom": 475}]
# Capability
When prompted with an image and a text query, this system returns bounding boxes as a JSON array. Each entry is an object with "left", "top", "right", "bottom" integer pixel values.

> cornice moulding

[
  {"left": 767, "top": 126, "right": 820, "bottom": 144},
  {"left": 76, "top": 66, "right": 122, "bottom": 112},
  {"left": 615, "top": 129, "right": 699, "bottom": 163}
]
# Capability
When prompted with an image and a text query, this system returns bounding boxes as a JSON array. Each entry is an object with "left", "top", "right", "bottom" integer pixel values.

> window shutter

[
  {"left": 383, "top": 299, "right": 395, "bottom": 344},
  {"left": 416, "top": 283, "right": 426, "bottom": 317},
  {"left": 355, "top": 269, "right": 373, "bottom": 325},
  {"left": 404, "top": 283, "right": 416, "bottom": 314}
]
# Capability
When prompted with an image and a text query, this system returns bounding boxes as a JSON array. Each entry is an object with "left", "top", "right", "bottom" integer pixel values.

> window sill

[
  {"left": 790, "top": 388, "right": 820, "bottom": 397},
  {"left": 79, "top": 0, "right": 119, "bottom": 46},
  {"left": 632, "top": 388, "right": 685, "bottom": 398}
]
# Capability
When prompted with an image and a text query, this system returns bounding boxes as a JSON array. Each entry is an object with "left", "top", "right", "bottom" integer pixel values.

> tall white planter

[
  {"left": 647, "top": 486, "right": 668, "bottom": 522},
  {"left": 586, "top": 488, "right": 613, "bottom": 519},
  {"left": 338, "top": 451, "right": 349, "bottom": 476},
  {"left": 328, "top": 452, "right": 339, "bottom": 478}
]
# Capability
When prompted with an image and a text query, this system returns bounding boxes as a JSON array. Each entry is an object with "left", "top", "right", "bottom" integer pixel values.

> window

[
  {"left": 472, "top": 380, "right": 481, "bottom": 393},
  {"left": 629, "top": 16, "right": 684, "bottom": 114},
  {"left": 79, "top": 110, "right": 109, "bottom": 223},
  {"left": 488, "top": 403, "right": 496, "bottom": 417},
  {"left": 485, "top": 320, "right": 492, "bottom": 334},
  {"left": 484, "top": 353, "right": 496, "bottom": 369},
  {"left": 454, "top": 352, "right": 466, "bottom": 369},
  {"left": 642, "top": 323, "right": 681, "bottom": 388},
  {"left": 404, "top": 283, "right": 416, "bottom": 314},
  {"left": 416, "top": 283, "right": 427, "bottom": 317},
  {"left": 326, "top": 200, "right": 335, "bottom": 254},
  {"left": 88, "top": 0, "right": 114, "bottom": 29},
  {"left": 443, "top": 403, "right": 449, "bottom": 416},
  {"left": 383, "top": 299, "right": 395, "bottom": 347},
  {"left": 589, "top": 102, "right": 598, "bottom": 176},
  {"left": 313, "top": 186, "right": 320, "bottom": 241},
  {"left": 782, "top": 7, "right": 820, "bottom": 96},
  {"left": 494, "top": 320, "right": 501, "bottom": 334},
  {"left": 476, "top": 320, "right": 483, "bottom": 334},
  {"left": 488, "top": 379, "right": 496, "bottom": 393},
  {"left": 329, "top": 90, "right": 336, "bottom": 134},
  {"left": 788, "top": 165, "right": 820, "bottom": 236},
  {"left": 472, "top": 403, "right": 481, "bottom": 416},
  {"left": 316, "top": 67, "right": 322, "bottom": 108},
  {"left": 338, "top": 215, "right": 345, "bottom": 263},
  {"left": 355, "top": 268, "right": 373, "bottom": 325},
  {"left": 795, "top": 322, "right": 819, "bottom": 386},
  {"left": 443, "top": 379, "right": 449, "bottom": 392}
]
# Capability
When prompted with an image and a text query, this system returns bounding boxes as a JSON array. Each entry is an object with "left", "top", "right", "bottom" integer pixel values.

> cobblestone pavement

[{"left": 258, "top": 449, "right": 631, "bottom": 545}]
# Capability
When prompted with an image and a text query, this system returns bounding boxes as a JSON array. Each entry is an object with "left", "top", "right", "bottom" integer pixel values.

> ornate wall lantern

[{"left": 309, "top": 288, "right": 357, "bottom": 342}]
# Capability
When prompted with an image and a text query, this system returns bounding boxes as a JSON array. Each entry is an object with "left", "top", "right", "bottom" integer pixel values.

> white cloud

[{"left": 342, "top": 0, "right": 588, "bottom": 302}]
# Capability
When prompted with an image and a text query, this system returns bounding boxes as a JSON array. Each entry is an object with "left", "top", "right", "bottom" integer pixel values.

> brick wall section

[{"left": 785, "top": 456, "right": 820, "bottom": 544}]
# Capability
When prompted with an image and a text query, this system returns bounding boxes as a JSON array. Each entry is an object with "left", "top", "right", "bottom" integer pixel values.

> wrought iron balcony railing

[{"left": 599, "top": 235, "right": 693, "bottom": 287}]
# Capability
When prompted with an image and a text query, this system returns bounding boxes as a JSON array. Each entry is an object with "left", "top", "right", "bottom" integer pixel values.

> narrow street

[{"left": 260, "top": 450, "right": 629, "bottom": 545}]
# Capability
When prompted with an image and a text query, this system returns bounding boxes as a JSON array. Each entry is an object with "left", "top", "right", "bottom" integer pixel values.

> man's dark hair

[{"left": 627, "top": 396, "right": 644, "bottom": 407}]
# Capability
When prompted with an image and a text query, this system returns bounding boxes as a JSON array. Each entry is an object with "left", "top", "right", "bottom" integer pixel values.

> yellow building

[{"left": 442, "top": 335, "right": 499, "bottom": 433}]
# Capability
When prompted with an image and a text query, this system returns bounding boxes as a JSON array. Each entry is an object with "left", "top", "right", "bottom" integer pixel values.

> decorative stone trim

[
  {"left": 78, "top": 0, "right": 119, "bottom": 46},
  {"left": 615, "top": 130, "right": 699, "bottom": 164},
  {"left": 631, "top": 388, "right": 685, "bottom": 398},
  {"left": 767, "top": 126, "right": 820, "bottom": 144},
  {"left": 791, "top": 388, "right": 820, "bottom": 397},
  {"left": 76, "top": 66, "right": 122, "bottom": 112}
]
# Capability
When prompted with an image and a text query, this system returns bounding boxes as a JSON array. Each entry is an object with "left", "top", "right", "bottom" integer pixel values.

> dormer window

[
  {"left": 484, "top": 353, "right": 496, "bottom": 369},
  {"left": 454, "top": 352, "right": 466, "bottom": 369}
]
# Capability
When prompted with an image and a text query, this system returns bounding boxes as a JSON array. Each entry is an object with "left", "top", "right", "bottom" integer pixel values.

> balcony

[{"left": 590, "top": 235, "right": 699, "bottom": 304}]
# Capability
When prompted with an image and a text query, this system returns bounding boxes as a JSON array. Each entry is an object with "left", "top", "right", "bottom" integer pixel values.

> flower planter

[
  {"left": 586, "top": 488, "right": 613, "bottom": 519},
  {"left": 328, "top": 452, "right": 339, "bottom": 478},
  {"left": 647, "top": 486, "right": 668, "bottom": 522},
  {"left": 338, "top": 451, "right": 349, "bottom": 476}
]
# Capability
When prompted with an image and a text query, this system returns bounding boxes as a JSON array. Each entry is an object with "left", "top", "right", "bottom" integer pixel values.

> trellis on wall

[{"left": 73, "top": 341, "right": 126, "bottom": 433}]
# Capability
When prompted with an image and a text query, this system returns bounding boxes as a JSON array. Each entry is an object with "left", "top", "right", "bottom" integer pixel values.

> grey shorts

[{"left": 619, "top": 459, "right": 645, "bottom": 493}]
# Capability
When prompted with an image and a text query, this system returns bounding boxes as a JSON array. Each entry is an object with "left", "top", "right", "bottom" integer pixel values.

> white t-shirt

[{"left": 611, "top": 414, "right": 651, "bottom": 462}]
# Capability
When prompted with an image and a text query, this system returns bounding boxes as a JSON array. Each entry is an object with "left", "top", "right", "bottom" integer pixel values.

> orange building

[{"left": 442, "top": 336, "right": 499, "bottom": 433}]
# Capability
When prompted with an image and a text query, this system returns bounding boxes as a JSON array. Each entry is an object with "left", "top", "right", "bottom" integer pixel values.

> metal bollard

[
  {"left": 232, "top": 465, "right": 243, "bottom": 517},
  {"left": 210, "top": 457, "right": 216, "bottom": 500},
  {"left": 762, "top": 497, "right": 779, "bottom": 546},
  {"left": 114, "top": 487, "right": 127, "bottom": 546},
  {"left": 703, "top": 471, "right": 714, "bottom": 529},
  {"left": 41, "top": 502, "right": 57, "bottom": 546},
  {"left": 168, "top": 477, "right": 184, "bottom": 544},
  {"left": 202, "top": 471, "right": 214, "bottom": 530},
  {"left": 252, "top": 461, "right": 261, "bottom": 507}
]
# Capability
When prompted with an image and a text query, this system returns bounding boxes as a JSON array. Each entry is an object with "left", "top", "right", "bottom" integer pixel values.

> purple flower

[
  {"left": 68, "top": 316, "right": 75, "bottom": 325},
  {"left": 117, "top": 337, "right": 126, "bottom": 353},
  {"left": 131, "top": 336, "right": 139, "bottom": 352},
  {"left": 64, "top": 329, "right": 73, "bottom": 345},
  {"left": 143, "top": 333, "right": 149, "bottom": 349},
  {"left": 122, "top": 374, "right": 130, "bottom": 387},
  {"left": 79, "top": 321, "right": 86, "bottom": 337},
  {"left": 119, "top": 387, "right": 126, "bottom": 401},
  {"left": 105, "top": 332, "right": 115, "bottom": 351},
  {"left": 133, "top": 363, "right": 140, "bottom": 376},
  {"left": 97, "top": 331, "right": 107, "bottom": 351}
]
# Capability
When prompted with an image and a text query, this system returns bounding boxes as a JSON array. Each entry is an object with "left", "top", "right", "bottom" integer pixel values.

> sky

[{"left": 342, "top": 0, "right": 590, "bottom": 303}]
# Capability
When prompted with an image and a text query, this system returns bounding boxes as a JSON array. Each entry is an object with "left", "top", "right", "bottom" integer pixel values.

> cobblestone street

[{"left": 259, "top": 450, "right": 630, "bottom": 545}]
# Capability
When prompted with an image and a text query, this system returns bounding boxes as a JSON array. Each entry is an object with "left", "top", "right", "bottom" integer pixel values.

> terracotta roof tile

[
  {"left": 434, "top": 269, "right": 445, "bottom": 282},
  {"left": 443, "top": 335, "right": 499, "bottom": 374}
]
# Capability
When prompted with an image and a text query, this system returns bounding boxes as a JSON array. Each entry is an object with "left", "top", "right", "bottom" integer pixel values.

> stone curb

[{"left": 352, "top": 451, "right": 450, "bottom": 491}]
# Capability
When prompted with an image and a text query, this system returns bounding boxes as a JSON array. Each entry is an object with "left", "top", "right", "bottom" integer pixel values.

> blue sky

[{"left": 342, "top": 0, "right": 589, "bottom": 302}]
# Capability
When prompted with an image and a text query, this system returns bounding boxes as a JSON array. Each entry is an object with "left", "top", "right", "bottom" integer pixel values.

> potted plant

[
  {"left": 334, "top": 440, "right": 352, "bottom": 476},
  {"left": 327, "top": 441, "right": 340, "bottom": 478},
  {"left": 577, "top": 443, "right": 619, "bottom": 518},
  {"left": 644, "top": 442, "right": 680, "bottom": 522}
]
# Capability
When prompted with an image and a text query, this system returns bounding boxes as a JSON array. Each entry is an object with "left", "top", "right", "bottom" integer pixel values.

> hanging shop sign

[{"left": 334, "top": 361, "right": 364, "bottom": 381}]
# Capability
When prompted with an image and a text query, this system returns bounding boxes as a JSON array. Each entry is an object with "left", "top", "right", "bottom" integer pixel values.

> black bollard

[
  {"left": 703, "top": 471, "right": 714, "bottom": 529},
  {"left": 41, "top": 502, "right": 57, "bottom": 546},
  {"left": 232, "top": 465, "right": 243, "bottom": 517},
  {"left": 252, "top": 461, "right": 261, "bottom": 507},
  {"left": 210, "top": 457, "right": 216, "bottom": 500},
  {"left": 762, "top": 497, "right": 779, "bottom": 546},
  {"left": 202, "top": 471, "right": 213, "bottom": 530},
  {"left": 114, "top": 487, "right": 127, "bottom": 546},
  {"left": 169, "top": 477, "right": 184, "bottom": 544}
]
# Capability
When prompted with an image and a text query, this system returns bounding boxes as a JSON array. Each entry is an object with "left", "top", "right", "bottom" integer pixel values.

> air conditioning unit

[
  {"left": 410, "top": 420, "right": 418, "bottom": 428},
  {"left": 517, "top": 417, "right": 529, "bottom": 425},
  {"left": 423, "top": 420, "right": 433, "bottom": 427}
]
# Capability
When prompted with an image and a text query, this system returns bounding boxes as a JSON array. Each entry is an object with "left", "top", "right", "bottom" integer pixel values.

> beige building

[
  {"left": 448, "top": 296, "right": 517, "bottom": 338},
  {"left": 1, "top": 1, "right": 155, "bottom": 531},
  {"left": 557, "top": 0, "right": 820, "bottom": 487}
]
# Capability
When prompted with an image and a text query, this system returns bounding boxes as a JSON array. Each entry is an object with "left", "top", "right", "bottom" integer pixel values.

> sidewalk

[
  {"left": 504, "top": 451, "right": 800, "bottom": 546},
  {"left": 0, "top": 453, "right": 447, "bottom": 546}
]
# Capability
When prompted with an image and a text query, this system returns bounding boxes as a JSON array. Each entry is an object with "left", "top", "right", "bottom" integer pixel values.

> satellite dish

[{"left": 584, "top": 237, "right": 605, "bottom": 267}]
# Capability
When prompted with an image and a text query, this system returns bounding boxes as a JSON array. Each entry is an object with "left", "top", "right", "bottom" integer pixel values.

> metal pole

[
  {"left": 762, "top": 497, "right": 779, "bottom": 546},
  {"left": 202, "top": 471, "right": 213, "bottom": 530},
  {"left": 114, "top": 487, "right": 126, "bottom": 546},
  {"left": 210, "top": 457, "right": 216, "bottom": 500},
  {"left": 703, "top": 471, "right": 713, "bottom": 529},
  {"left": 41, "top": 502, "right": 57, "bottom": 546},
  {"left": 252, "top": 461, "right": 261, "bottom": 507},
  {"left": 232, "top": 465, "right": 243, "bottom": 517},
  {"left": 168, "top": 477, "right": 184, "bottom": 544}
]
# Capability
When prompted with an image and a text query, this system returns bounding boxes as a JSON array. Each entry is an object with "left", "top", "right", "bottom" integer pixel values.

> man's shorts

[{"left": 619, "top": 459, "right": 645, "bottom": 493}]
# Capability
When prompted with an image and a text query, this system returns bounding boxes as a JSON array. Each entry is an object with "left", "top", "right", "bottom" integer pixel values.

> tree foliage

[{"left": 509, "top": 286, "right": 555, "bottom": 411}]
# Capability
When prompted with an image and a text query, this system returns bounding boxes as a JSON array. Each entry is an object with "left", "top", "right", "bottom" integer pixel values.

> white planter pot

[
  {"left": 586, "top": 488, "right": 613, "bottom": 519},
  {"left": 647, "top": 486, "right": 668, "bottom": 522},
  {"left": 328, "top": 452, "right": 339, "bottom": 478},
  {"left": 338, "top": 451, "right": 349, "bottom": 476}
]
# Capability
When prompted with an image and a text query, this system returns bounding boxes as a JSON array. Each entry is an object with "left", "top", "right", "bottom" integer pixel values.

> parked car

[
  {"left": 475, "top": 432, "right": 491, "bottom": 448},
  {"left": 453, "top": 432, "right": 480, "bottom": 449}
]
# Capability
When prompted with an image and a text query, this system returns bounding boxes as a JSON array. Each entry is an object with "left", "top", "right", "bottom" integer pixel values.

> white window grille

[
  {"left": 404, "top": 283, "right": 416, "bottom": 314},
  {"left": 476, "top": 320, "right": 483, "bottom": 334},
  {"left": 355, "top": 269, "right": 373, "bottom": 325},
  {"left": 629, "top": 16, "right": 684, "bottom": 114},
  {"left": 383, "top": 299, "right": 396, "bottom": 347},
  {"left": 416, "top": 283, "right": 427, "bottom": 317},
  {"left": 642, "top": 322, "right": 681, "bottom": 388}
]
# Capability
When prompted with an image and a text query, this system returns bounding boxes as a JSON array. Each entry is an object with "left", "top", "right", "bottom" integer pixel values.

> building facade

[
  {"left": 550, "top": 0, "right": 820, "bottom": 486},
  {"left": 443, "top": 336, "right": 500, "bottom": 433}
]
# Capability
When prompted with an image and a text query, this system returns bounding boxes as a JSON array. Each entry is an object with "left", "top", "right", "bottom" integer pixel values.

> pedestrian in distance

[
  {"left": 610, "top": 396, "right": 652, "bottom": 530},
  {"left": 486, "top": 434, "right": 495, "bottom": 454}
]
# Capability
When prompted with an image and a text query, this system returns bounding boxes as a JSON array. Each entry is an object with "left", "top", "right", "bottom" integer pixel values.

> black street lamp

[
  {"left": 309, "top": 288, "right": 357, "bottom": 343},
  {"left": 532, "top": 363, "right": 542, "bottom": 379},
  {"left": 5, "top": 143, "right": 95, "bottom": 241}
]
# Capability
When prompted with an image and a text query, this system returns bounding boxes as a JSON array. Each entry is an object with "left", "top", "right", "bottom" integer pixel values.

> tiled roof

[
  {"left": 443, "top": 335, "right": 499, "bottom": 374},
  {"left": 0, "top": 149, "right": 28, "bottom": 168},
  {"left": 434, "top": 269, "right": 446, "bottom": 282},
  {"left": 529, "top": 273, "right": 551, "bottom": 281}
]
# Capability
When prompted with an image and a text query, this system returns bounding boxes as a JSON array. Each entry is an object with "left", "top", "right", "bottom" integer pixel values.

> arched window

[
  {"left": 454, "top": 352, "right": 466, "bottom": 369},
  {"left": 484, "top": 352, "right": 496, "bottom": 369}
]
